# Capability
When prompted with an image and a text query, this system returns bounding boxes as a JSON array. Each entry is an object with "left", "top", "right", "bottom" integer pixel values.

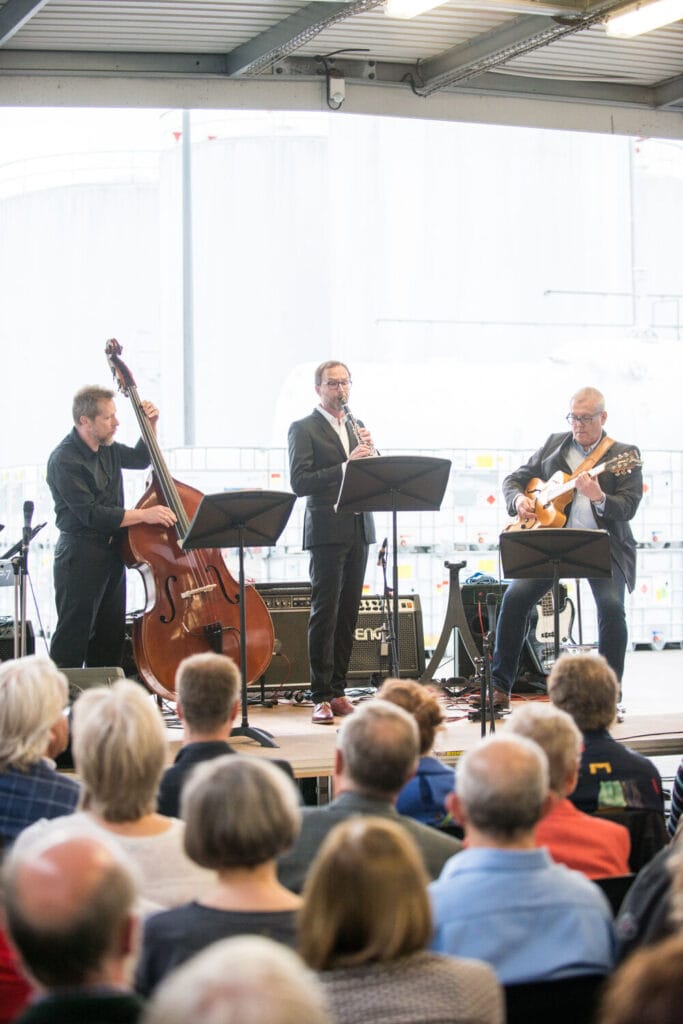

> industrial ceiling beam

[
  {"left": 0, "top": 0, "right": 50, "bottom": 46},
  {"left": 224, "top": 0, "right": 383, "bottom": 77}
]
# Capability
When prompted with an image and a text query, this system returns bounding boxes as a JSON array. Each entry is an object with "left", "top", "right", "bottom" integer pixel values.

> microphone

[
  {"left": 486, "top": 592, "right": 498, "bottom": 635},
  {"left": 377, "top": 537, "right": 388, "bottom": 567},
  {"left": 23, "top": 501, "right": 34, "bottom": 546}
]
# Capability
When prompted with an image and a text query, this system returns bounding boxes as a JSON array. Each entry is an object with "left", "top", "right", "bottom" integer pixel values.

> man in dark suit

[
  {"left": 483, "top": 386, "right": 642, "bottom": 708},
  {"left": 288, "top": 361, "right": 376, "bottom": 724}
]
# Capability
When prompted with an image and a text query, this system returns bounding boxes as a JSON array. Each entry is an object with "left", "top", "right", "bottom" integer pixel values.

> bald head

[
  {"left": 456, "top": 734, "right": 549, "bottom": 841},
  {"left": 4, "top": 834, "right": 136, "bottom": 989}
]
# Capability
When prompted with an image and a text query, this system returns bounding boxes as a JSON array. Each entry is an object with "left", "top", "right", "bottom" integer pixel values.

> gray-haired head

[
  {"left": 143, "top": 935, "right": 330, "bottom": 1024},
  {"left": 456, "top": 733, "right": 549, "bottom": 840},
  {"left": 507, "top": 702, "right": 581, "bottom": 795},
  {"left": 337, "top": 699, "right": 419, "bottom": 799},
  {"left": 0, "top": 657, "right": 68, "bottom": 771}
]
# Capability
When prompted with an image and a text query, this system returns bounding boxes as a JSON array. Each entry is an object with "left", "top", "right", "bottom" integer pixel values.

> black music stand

[
  {"left": 182, "top": 490, "right": 296, "bottom": 748},
  {"left": 499, "top": 528, "right": 612, "bottom": 664},
  {"left": 335, "top": 456, "right": 451, "bottom": 677}
]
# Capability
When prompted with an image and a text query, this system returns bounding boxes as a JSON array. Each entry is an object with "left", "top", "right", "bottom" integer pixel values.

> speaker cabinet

[
  {"left": 256, "top": 583, "right": 311, "bottom": 688},
  {"left": 348, "top": 595, "right": 425, "bottom": 680},
  {"left": 61, "top": 666, "right": 125, "bottom": 702},
  {"left": 0, "top": 619, "right": 35, "bottom": 661},
  {"left": 256, "top": 584, "right": 425, "bottom": 688},
  {"left": 458, "top": 583, "right": 544, "bottom": 688}
]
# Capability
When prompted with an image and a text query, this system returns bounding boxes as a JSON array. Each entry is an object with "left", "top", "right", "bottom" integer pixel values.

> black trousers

[
  {"left": 49, "top": 534, "right": 126, "bottom": 669},
  {"left": 307, "top": 516, "right": 369, "bottom": 704}
]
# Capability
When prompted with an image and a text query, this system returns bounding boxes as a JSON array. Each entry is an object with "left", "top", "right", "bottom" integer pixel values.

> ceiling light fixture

[
  {"left": 384, "top": 0, "right": 450, "bottom": 19},
  {"left": 605, "top": 0, "right": 683, "bottom": 36}
]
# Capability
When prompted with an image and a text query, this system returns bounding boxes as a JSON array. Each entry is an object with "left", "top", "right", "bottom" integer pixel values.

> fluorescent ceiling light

[
  {"left": 385, "top": 0, "right": 450, "bottom": 18},
  {"left": 605, "top": 0, "right": 683, "bottom": 36}
]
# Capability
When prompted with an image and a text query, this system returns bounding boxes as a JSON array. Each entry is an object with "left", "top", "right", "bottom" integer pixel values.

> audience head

[
  {"left": 507, "top": 702, "right": 582, "bottom": 796},
  {"left": 72, "top": 679, "right": 166, "bottom": 822},
  {"left": 299, "top": 816, "right": 431, "bottom": 970},
  {"left": 453, "top": 733, "right": 549, "bottom": 842},
  {"left": 377, "top": 678, "right": 444, "bottom": 756},
  {"left": 3, "top": 832, "right": 137, "bottom": 989},
  {"left": 143, "top": 935, "right": 330, "bottom": 1024},
  {"left": 337, "top": 700, "right": 419, "bottom": 799},
  {"left": 175, "top": 652, "right": 241, "bottom": 735},
  {"left": 181, "top": 755, "right": 301, "bottom": 869},
  {"left": 547, "top": 653, "right": 618, "bottom": 731},
  {"left": 598, "top": 935, "right": 683, "bottom": 1024},
  {"left": 0, "top": 656, "right": 68, "bottom": 771}
]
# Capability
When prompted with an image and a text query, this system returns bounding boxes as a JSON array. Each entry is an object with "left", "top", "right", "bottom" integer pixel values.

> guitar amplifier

[
  {"left": 255, "top": 585, "right": 425, "bottom": 687},
  {"left": 0, "top": 619, "right": 35, "bottom": 661},
  {"left": 458, "top": 583, "right": 545, "bottom": 689},
  {"left": 348, "top": 595, "right": 425, "bottom": 680}
]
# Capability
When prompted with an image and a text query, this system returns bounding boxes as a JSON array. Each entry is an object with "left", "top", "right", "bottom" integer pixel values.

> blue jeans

[{"left": 491, "top": 568, "right": 627, "bottom": 694}]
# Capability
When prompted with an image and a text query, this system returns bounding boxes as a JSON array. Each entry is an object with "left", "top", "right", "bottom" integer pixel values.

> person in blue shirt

[
  {"left": 0, "top": 657, "right": 80, "bottom": 848},
  {"left": 429, "top": 733, "right": 615, "bottom": 985}
]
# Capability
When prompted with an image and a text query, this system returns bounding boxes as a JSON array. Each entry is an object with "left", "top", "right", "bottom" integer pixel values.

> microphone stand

[
  {"left": 1, "top": 522, "right": 46, "bottom": 659},
  {"left": 481, "top": 593, "right": 498, "bottom": 736}
]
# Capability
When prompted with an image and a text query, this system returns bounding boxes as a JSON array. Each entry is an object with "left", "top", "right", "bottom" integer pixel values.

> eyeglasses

[
  {"left": 323, "top": 379, "right": 351, "bottom": 389},
  {"left": 566, "top": 413, "right": 601, "bottom": 425}
]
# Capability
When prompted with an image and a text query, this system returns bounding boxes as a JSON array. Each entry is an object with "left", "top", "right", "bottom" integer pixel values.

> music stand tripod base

[{"left": 182, "top": 490, "right": 296, "bottom": 749}]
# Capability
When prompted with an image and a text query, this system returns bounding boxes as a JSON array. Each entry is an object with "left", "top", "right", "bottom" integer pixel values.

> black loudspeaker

[
  {"left": 348, "top": 595, "right": 425, "bottom": 680},
  {"left": 255, "top": 585, "right": 425, "bottom": 687},
  {"left": 0, "top": 619, "right": 35, "bottom": 661},
  {"left": 61, "top": 666, "right": 125, "bottom": 702},
  {"left": 458, "top": 583, "right": 544, "bottom": 689},
  {"left": 256, "top": 583, "right": 311, "bottom": 689}
]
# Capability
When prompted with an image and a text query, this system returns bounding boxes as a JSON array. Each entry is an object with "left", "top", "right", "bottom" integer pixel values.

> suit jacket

[
  {"left": 277, "top": 790, "right": 462, "bottom": 893},
  {"left": 288, "top": 409, "right": 375, "bottom": 549},
  {"left": 502, "top": 432, "right": 642, "bottom": 591}
]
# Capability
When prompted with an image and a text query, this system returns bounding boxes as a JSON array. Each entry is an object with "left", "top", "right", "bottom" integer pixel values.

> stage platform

[{"left": 165, "top": 648, "right": 683, "bottom": 783}]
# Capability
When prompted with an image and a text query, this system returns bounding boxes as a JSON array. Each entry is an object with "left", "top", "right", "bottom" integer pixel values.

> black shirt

[{"left": 47, "top": 427, "right": 150, "bottom": 537}]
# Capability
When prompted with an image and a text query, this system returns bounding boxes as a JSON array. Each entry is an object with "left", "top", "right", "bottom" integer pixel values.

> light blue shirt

[
  {"left": 566, "top": 436, "right": 607, "bottom": 526},
  {"left": 428, "top": 846, "right": 615, "bottom": 984}
]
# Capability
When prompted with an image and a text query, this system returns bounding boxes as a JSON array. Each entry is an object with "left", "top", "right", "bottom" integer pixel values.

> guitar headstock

[
  {"left": 611, "top": 450, "right": 642, "bottom": 476},
  {"left": 105, "top": 338, "right": 136, "bottom": 396}
]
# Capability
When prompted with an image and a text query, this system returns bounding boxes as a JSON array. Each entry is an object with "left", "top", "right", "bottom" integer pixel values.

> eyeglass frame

[
  {"left": 322, "top": 379, "right": 352, "bottom": 389},
  {"left": 566, "top": 412, "right": 602, "bottom": 425}
]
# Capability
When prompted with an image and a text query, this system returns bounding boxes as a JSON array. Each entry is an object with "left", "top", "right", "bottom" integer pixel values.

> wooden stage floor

[{"left": 165, "top": 648, "right": 683, "bottom": 781}]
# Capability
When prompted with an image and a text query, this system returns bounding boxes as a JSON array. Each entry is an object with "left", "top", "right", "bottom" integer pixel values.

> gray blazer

[{"left": 277, "top": 790, "right": 462, "bottom": 893}]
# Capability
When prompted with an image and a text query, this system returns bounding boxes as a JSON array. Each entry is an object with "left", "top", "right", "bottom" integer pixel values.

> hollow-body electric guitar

[{"left": 505, "top": 449, "right": 642, "bottom": 532}]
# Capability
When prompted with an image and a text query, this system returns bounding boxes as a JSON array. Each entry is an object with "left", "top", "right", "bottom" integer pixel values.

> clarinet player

[{"left": 288, "top": 362, "right": 376, "bottom": 724}]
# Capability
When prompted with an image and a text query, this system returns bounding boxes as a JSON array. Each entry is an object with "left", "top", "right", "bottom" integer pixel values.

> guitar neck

[{"left": 546, "top": 462, "right": 604, "bottom": 503}]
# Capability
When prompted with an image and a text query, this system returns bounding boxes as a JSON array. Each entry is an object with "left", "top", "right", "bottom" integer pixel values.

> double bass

[{"left": 106, "top": 339, "right": 274, "bottom": 700}]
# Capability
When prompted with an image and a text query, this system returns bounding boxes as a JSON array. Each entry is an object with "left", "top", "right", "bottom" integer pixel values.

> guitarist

[{"left": 477, "top": 386, "right": 642, "bottom": 709}]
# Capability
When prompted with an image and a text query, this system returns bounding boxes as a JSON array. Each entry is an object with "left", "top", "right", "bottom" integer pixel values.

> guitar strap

[{"left": 571, "top": 434, "right": 614, "bottom": 477}]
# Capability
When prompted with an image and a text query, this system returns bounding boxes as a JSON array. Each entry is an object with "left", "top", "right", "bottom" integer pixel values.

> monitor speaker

[
  {"left": 0, "top": 619, "right": 35, "bottom": 661},
  {"left": 61, "top": 666, "right": 125, "bottom": 703},
  {"left": 255, "top": 584, "right": 425, "bottom": 687}
]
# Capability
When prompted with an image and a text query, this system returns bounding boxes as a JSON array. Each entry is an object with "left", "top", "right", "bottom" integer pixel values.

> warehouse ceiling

[{"left": 0, "top": 0, "right": 682, "bottom": 139}]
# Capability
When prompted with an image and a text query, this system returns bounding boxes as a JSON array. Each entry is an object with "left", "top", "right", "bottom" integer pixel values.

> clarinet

[{"left": 341, "top": 400, "right": 377, "bottom": 455}]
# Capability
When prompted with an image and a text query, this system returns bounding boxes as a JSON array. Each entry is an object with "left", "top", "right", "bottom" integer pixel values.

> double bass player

[{"left": 47, "top": 385, "right": 176, "bottom": 669}]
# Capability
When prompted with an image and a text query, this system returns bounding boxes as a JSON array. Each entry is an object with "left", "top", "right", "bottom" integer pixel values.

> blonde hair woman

[
  {"left": 15, "top": 680, "right": 213, "bottom": 908},
  {"left": 298, "top": 817, "right": 503, "bottom": 1024}
]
